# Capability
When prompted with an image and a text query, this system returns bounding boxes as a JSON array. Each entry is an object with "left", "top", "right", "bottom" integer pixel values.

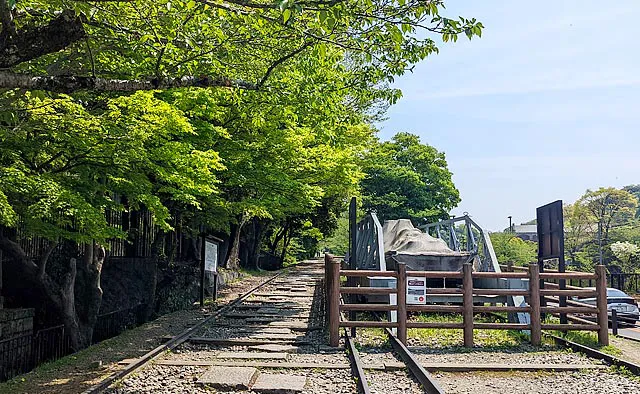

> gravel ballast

[{"left": 435, "top": 370, "right": 640, "bottom": 394}]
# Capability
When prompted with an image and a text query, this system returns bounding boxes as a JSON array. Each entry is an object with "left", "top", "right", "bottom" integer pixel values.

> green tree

[
  {"left": 360, "top": 132, "right": 460, "bottom": 224},
  {"left": 623, "top": 185, "right": 640, "bottom": 218},
  {"left": 489, "top": 232, "right": 537, "bottom": 266},
  {"left": 610, "top": 241, "right": 640, "bottom": 272},
  {"left": 578, "top": 188, "right": 638, "bottom": 256},
  {"left": 564, "top": 201, "right": 597, "bottom": 267},
  {"left": 0, "top": 91, "right": 224, "bottom": 349}
]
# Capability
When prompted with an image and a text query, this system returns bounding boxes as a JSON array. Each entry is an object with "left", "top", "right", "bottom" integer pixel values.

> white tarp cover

[{"left": 382, "top": 219, "right": 459, "bottom": 256}]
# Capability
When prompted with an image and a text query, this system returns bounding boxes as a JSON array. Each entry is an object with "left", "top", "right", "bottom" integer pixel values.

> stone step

[
  {"left": 250, "top": 333, "right": 301, "bottom": 341},
  {"left": 238, "top": 327, "right": 293, "bottom": 335},
  {"left": 236, "top": 304, "right": 306, "bottom": 310},
  {"left": 224, "top": 313, "right": 311, "bottom": 320},
  {"left": 188, "top": 337, "right": 311, "bottom": 346},
  {"left": 243, "top": 316, "right": 310, "bottom": 323},
  {"left": 244, "top": 299, "right": 307, "bottom": 305},
  {"left": 268, "top": 321, "right": 314, "bottom": 329},
  {"left": 248, "top": 344, "right": 300, "bottom": 353},
  {"left": 252, "top": 293, "right": 314, "bottom": 298}
]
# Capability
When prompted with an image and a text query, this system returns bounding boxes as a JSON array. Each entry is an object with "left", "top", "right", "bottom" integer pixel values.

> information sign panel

[
  {"left": 204, "top": 239, "right": 218, "bottom": 273},
  {"left": 407, "top": 276, "right": 427, "bottom": 305}
]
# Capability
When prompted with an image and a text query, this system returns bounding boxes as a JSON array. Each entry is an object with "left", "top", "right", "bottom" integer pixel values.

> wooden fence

[{"left": 325, "top": 254, "right": 609, "bottom": 347}]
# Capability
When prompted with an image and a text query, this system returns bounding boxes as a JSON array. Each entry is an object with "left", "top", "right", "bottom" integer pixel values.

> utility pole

[{"left": 508, "top": 216, "right": 513, "bottom": 233}]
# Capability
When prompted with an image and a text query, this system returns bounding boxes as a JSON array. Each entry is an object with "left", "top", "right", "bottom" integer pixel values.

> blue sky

[{"left": 378, "top": 0, "right": 640, "bottom": 231}]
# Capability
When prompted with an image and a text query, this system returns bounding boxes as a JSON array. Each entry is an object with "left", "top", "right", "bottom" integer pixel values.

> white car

[{"left": 575, "top": 288, "right": 639, "bottom": 325}]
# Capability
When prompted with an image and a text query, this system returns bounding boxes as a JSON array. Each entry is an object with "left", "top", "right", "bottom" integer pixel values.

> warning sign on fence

[{"left": 407, "top": 277, "right": 426, "bottom": 304}]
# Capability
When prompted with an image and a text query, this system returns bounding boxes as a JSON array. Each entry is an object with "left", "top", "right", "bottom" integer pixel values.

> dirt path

[{"left": 610, "top": 335, "right": 640, "bottom": 365}]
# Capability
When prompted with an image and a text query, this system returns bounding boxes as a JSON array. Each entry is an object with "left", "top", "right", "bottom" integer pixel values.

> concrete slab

[
  {"left": 268, "top": 321, "right": 309, "bottom": 329},
  {"left": 197, "top": 366, "right": 258, "bottom": 390},
  {"left": 251, "top": 373, "right": 307, "bottom": 393},
  {"left": 235, "top": 327, "right": 293, "bottom": 335},
  {"left": 189, "top": 337, "right": 310, "bottom": 346},
  {"left": 254, "top": 293, "right": 313, "bottom": 298},
  {"left": 249, "top": 344, "right": 299, "bottom": 353},
  {"left": 256, "top": 307, "right": 282, "bottom": 315},
  {"left": 251, "top": 333, "right": 299, "bottom": 341},
  {"left": 217, "top": 352, "right": 288, "bottom": 360},
  {"left": 246, "top": 317, "right": 279, "bottom": 323},
  {"left": 252, "top": 327, "right": 293, "bottom": 335}
]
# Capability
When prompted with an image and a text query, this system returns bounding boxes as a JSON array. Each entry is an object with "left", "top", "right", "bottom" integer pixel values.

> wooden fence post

[
  {"left": 324, "top": 253, "right": 330, "bottom": 325},
  {"left": 596, "top": 265, "right": 609, "bottom": 346},
  {"left": 327, "top": 254, "right": 341, "bottom": 347},
  {"left": 462, "top": 263, "right": 474, "bottom": 348},
  {"left": 396, "top": 262, "right": 407, "bottom": 345},
  {"left": 529, "top": 263, "right": 541, "bottom": 346}
]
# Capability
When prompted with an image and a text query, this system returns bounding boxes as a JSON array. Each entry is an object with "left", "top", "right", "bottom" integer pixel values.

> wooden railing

[{"left": 325, "top": 254, "right": 609, "bottom": 348}]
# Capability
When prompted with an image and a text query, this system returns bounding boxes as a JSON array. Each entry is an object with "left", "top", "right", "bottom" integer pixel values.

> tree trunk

[
  {"left": 226, "top": 213, "right": 249, "bottom": 270},
  {"left": 269, "top": 225, "right": 287, "bottom": 255},
  {"left": 74, "top": 242, "right": 105, "bottom": 348},
  {"left": 245, "top": 218, "right": 265, "bottom": 271},
  {"left": 0, "top": 235, "right": 104, "bottom": 351},
  {"left": 279, "top": 224, "right": 292, "bottom": 267}
]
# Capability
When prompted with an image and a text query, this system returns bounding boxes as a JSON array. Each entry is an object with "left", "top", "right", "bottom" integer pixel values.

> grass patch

[
  {"left": 556, "top": 330, "right": 622, "bottom": 356},
  {"left": 407, "top": 313, "right": 529, "bottom": 348},
  {"left": 355, "top": 327, "right": 389, "bottom": 347}
]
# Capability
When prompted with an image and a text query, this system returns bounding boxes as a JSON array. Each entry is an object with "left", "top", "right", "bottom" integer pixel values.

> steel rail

[
  {"left": 344, "top": 329, "right": 372, "bottom": 394},
  {"left": 384, "top": 328, "right": 446, "bottom": 394},
  {"left": 83, "top": 271, "right": 283, "bottom": 394},
  {"left": 546, "top": 333, "right": 640, "bottom": 376},
  {"left": 338, "top": 290, "right": 372, "bottom": 394}
]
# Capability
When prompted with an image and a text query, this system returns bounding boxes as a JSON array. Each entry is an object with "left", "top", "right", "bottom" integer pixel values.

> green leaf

[
  {"left": 283, "top": 9, "right": 292, "bottom": 23},
  {"left": 319, "top": 10, "right": 327, "bottom": 23}
]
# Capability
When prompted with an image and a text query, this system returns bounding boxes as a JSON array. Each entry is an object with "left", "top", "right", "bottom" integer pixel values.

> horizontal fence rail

[{"left": 326, "top": 254, "right": 609, "bottom": 348}]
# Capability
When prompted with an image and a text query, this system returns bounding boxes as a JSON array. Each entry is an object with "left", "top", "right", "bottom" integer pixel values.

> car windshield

[{"left": 607, "top": 288, "right": 629, "bottom": 298}]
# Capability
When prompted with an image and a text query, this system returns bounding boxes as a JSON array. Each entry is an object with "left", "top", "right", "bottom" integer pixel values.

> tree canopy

[
  {"left": 0, "top": 0, "right": 483, "bottom": 92},
  {"left": 360, "top": 132, "right": 460, "bottom": 224},
  {"left": 564, "top": 187, "right": 640, "bottom": 272},
  {"left": 489, "top": 232, "right": 537, "bottom": 266}
]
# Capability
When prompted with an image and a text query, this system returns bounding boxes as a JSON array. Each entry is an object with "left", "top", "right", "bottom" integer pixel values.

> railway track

[
  {"left": 344, "top": 331, "right": 444, "bottom": 394},
  {"left": 85, "top": 258, "right": 640, "bottom": 394},
  {"left": 83, "top": 268, "right": 284, "bottom": 394},
  {"left": 88, "top": 259, "right": 359, "bottom": 394}
]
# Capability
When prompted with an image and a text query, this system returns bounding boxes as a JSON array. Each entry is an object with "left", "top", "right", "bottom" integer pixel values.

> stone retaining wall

[{"left": 0, "top": 308, "right": 34, "bottom": 340}]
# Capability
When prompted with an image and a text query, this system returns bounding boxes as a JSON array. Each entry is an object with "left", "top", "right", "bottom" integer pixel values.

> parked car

[{"left": 574, "top": 288, "right": 639, "bottom": 326}]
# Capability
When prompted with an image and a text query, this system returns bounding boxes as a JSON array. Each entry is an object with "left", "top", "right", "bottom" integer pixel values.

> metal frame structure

[
  {"left": 354, "top": 212, "right": 387, "bottom": 271},
  {"left": 420, "top": 214, "right": 500, "bottom": 273}
]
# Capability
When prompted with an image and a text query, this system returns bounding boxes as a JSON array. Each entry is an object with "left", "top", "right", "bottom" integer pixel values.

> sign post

[{"left": 200, "top": 236, "right": 220, "bottom": 306}]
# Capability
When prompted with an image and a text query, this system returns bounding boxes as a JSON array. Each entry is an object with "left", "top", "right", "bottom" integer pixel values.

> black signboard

[{"left": 536, "top": 200, "right": 566, "bottom": 322}]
